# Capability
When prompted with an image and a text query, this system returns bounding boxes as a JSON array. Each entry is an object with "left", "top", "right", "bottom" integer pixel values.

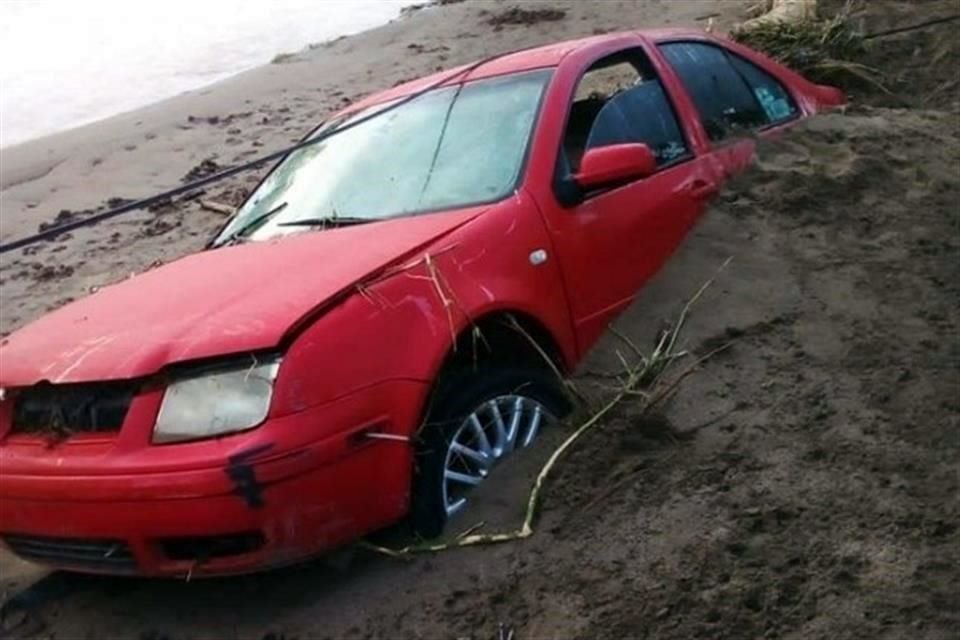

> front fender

[{"left": 272, "top": 195, "right": 575, "bottom": 426}]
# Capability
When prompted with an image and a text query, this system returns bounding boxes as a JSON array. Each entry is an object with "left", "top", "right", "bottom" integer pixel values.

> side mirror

[{"left": 574, "top": 143, "right": 657, "bottom": 190}]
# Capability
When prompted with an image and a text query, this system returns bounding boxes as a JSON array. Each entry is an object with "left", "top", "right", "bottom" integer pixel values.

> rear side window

[
  {"left": 659, "top": 42, "right": 796, "bottom": 141},
  {"left": 727, "top": 54, "right": 798, "bottom": 122}
]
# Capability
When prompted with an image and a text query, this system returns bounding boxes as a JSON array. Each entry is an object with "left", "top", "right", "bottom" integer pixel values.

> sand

[{"left": 1, "top": 0, "right": 958, "bottom": 638}]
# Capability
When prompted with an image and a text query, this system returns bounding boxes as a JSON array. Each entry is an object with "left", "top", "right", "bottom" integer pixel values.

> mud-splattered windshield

[{"left": 214, "top": 68, "right": 551, "bottom": 245}]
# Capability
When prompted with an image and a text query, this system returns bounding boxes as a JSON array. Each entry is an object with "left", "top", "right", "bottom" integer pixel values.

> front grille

[
  {"left": 4, "top": 534, "right": 137, "bottom": 572},
  {"left": 12, "top": 382, "right": 136, "bottom": 436}
]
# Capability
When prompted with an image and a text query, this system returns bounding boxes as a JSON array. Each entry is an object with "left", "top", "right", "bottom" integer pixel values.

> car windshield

[{"left": 213, "top": 68, "right": 552, "bottom": 245}]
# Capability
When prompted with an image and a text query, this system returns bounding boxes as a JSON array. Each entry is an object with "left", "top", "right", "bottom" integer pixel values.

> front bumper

[{"left": 0, "top": 380, "right": 425, "bottom": 577}]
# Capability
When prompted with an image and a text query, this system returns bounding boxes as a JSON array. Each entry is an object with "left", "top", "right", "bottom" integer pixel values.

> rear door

[
  {"left": 530, "top": 46, "right": 720, "bottom": 352},
  {"left": 657, "top": 40, "right": 803, "bottom": 174}
]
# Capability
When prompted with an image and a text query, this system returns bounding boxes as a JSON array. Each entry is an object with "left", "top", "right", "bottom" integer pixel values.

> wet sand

[{"left": 1, "top": 1, "right": 958, "bottom": 638}]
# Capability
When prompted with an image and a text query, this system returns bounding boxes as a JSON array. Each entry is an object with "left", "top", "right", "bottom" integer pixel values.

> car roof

[{"left": 345, "top": 28, "right": 713, "bottom": 114}]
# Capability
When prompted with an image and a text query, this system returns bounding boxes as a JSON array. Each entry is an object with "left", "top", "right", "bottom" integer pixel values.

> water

[{"left": 0, "top": 0, "right": 410, "bottom": 148}]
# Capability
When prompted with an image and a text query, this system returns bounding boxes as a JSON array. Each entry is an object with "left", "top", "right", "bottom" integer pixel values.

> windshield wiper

[
  {"left": 277, "top": 216, "right": 373, "bottom": 228},
  {"left": 219, "top": 201, "right": 288, "bottom": 246}
]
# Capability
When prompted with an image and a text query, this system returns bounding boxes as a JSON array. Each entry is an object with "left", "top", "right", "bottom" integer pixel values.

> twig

[
  {"left": 579, "top": 368, "right": 623, "bottom": 380},
  {"left": 364, "top": 260, "right": 733, "bottom": 557},
  {"left": 504, "top": 314, "right": 585, "bottom": 405},
  {"left": 659, "top": 257, "right": 732, "bottom": 378},
  {"left": 198, "top": 199, "right": 236, "bottom": 215},
  {"left": 609, "top": 326, "right": 649, "bottom": 367},
  {"left": 424, "top": 253, "right": 458, "bottom": 347},
  {"left": 863, "top": 14, "right": 960, "bottom": 40},
  {"left": 364, "top": 432, "right": 410, "bottom": 443},
  {"left": 361, "top": 387, "right": 627, "bottom": 557},
  {"left": 580, "top": 449, "right": 682, "bottom": 514},
  {"left": 920, "top": 79, "right": 959, "bottom": 106},
  {"left": 645, "top": 342, "right": 732, "bottom": 414},
  {"left": 457, "top": 521, "right": 486, "bottom": 540},
  {"left": 687, "top": 404, "right": 741, "bottom": 432}
]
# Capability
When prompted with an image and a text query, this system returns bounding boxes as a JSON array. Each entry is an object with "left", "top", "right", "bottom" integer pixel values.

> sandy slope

[{"left": 1, "top": 1, "right": 958, "bottom": 639}]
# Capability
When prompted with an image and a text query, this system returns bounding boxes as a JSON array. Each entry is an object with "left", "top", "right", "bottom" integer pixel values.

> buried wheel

[{"left": 411, "top": 369, "right": 569, "bottom": 538}]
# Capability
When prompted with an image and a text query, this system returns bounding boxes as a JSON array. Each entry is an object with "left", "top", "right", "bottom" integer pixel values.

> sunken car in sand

[{"left": 0, "top": 30, "right": 843, "bottom": 576}]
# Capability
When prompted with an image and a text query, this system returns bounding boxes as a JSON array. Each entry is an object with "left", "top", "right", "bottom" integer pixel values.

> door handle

[{"left": 688, "top": 179, "right": 720, "bottom": 200}]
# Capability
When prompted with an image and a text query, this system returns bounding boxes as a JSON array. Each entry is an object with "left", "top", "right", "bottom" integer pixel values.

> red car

[{"left": 0, "top": 30, "right": 843, "bottom": 577}]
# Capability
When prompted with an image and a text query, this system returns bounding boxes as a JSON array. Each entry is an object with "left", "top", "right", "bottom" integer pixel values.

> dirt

[
  {"left": 35, "top": 210, "right": 82, "bottom": 233},
  {"left": 1, "top": 1, "right": 958, "bottom": 639},
  {"left": 180, "top": 158, "right": 223, "bottom": 183},
  {"left": 485, "top": 7, "right": 569, "bottom": 30},
  {"left": 823, "top": 0, "right": 960, "bottom": 111}
]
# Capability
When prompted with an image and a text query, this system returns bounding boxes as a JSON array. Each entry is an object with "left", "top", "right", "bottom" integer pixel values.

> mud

[
  {"left": 485, "top": 7, "right": 568, "bottom": 30},
  {"left": 0, "top": 1, "right": 958, "bottom": 638}
]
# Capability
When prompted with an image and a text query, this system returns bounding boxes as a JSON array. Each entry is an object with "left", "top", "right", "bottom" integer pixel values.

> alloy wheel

[{"left": 441, "top": 394, "right": 554, "bottom": 517}]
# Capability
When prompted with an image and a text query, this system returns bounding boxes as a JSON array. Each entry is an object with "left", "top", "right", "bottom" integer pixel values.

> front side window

[
  {"left": 561, "top": 50, "right": 690, "bottom": 172},
  {"left": 659, "top": 42, "right": 797, "bottom": 141},
  {"left": 213, "top": 69, "right": 551, "bottom": 245}
]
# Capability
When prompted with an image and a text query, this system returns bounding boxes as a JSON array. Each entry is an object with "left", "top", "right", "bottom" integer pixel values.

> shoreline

[
  {"left": 0, "top": 0, "right": 414, "bottom": 150},
  {"left": 0, "top": 0, "right": 749, "bottom": 335},
  {"left": 0, "top": 1, "right": 475, "bottom": 156}
]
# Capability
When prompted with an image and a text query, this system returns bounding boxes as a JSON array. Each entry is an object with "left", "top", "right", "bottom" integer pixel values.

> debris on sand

[
  {"left": 732, "top": 14, "right": 873, "bottom": 87},
  {"left": 402, "top": 0, "right": 466, "bottom": 15},
  {"left": 271, "top": 52, "right": 299, "bottom": 65},
  {"left": 731, "top": 0, "right": 882, "bottom": 90},
  {"left": 37, "top": 209, "right": 81, "bottom": 232},
  {"left": 215, "top": 186, "right": 250, "bottom": 207},
  {"left": 141, "top": 217, "right": 180, "bottom": 238},
  {"left": 106, "top": 197, "right": 135, "bottom": 209},
  {"left": 147, "top": 196, "right": 174, "bottom": 212},
  {"left": 741, "top": 0, "right": 817, "bottom": 29},
  {"left": 31, "top": 263, "right": 75, "bottom": 282},
  {"left": 181, "top": 158, "right": 222, "bottom": 183},
  {"left": 406, "top": 42, "right": 450, "bottom": 55},
  {"left": 199, "top": 199, "right": 236, "bottom": 216},
  {"left": 486, "top": 7, "right": 567, "bottom": 30}
]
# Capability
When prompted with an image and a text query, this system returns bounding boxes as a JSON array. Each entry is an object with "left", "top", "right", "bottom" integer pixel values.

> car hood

[{"left": 0, "top": 208, "right": 483, "bottom": 386}]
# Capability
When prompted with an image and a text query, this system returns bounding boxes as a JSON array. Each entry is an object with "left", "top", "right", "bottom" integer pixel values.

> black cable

[
  {"left": 863, "top": 14, "right": 960, "bottom": 40},
  {"left": 0, "top": 52, "right": 516, "bottom": 255}
]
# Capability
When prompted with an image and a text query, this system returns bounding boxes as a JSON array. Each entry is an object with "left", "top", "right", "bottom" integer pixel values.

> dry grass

[
  {"left": 731, "top": 7, "right": 891, "bottom": 93},
  {"left": 364, "top": 259, "right": 732, "bottom": 557}
]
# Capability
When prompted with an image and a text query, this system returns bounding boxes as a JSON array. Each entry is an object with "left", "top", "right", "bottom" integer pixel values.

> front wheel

[{"left": 411, "top": 369, "right": 569, "bottom": 538}]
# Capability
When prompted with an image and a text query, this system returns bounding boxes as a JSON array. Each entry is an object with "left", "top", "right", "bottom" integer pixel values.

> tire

[{"left": 410, "top": 368, "right": 571, "bottom": 538}]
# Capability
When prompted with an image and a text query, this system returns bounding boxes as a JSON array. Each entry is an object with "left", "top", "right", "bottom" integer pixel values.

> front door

[{"left": 533, "top": 47, "right": 718, "bottom": 352}]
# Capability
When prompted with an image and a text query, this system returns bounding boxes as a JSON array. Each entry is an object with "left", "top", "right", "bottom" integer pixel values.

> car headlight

[{"left": 153, "top": 357, "right": 281, "bottom": 444}]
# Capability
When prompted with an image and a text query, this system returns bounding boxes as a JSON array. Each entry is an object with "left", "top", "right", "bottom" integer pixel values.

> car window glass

[
  {"left": 575, "top": 61, "right": 642, "bottom": 102},
  {"left": 215, "top": 69, "right": 551, "bottom": 245},
  {"left": 585, "top": 83, "right": 688, "bottom": 164},
  {"left": 727, "top": 53, "right": 798, "bottom": 122},
  {"left": 562, "top": 49, "right": 689, "bottom": 171},
  {"left": 659, "top": 42, "right": 767, "bottom": 141}
]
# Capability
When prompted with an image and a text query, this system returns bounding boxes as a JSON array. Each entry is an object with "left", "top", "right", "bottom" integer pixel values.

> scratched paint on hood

[{"left": 0, "top": 208, "right": 485, "bottom": 385}]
